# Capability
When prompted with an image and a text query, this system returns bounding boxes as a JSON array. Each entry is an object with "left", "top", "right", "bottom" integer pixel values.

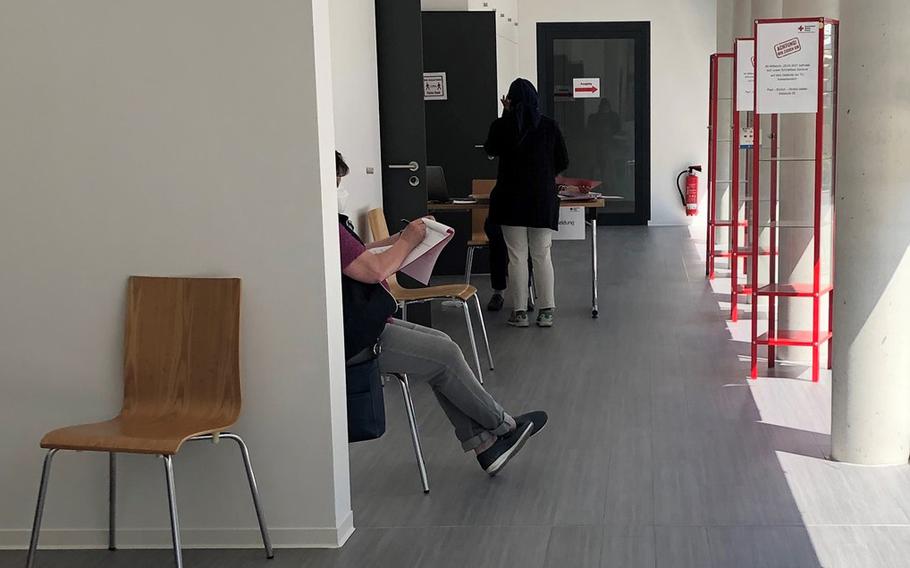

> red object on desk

[{"left": 556, "top": 176, "right": 602, "bottom": 191}]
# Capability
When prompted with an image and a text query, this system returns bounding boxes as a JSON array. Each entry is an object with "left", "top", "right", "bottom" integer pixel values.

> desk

[{"left": 428, "top": 198, "right": 604, "bottom": 318}]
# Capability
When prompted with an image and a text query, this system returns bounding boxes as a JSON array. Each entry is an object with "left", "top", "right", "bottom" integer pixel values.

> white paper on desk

[{"left": 369, "top": 218, "right": 454, "bottom": 285}]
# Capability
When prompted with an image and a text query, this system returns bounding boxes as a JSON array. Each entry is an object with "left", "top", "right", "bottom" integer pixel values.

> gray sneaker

[
  {"left": 536, "top": 308, "right": 554, "bottom": 328},
  {"left": 507, "top": 311, "right": 529, "bottom": 327}
]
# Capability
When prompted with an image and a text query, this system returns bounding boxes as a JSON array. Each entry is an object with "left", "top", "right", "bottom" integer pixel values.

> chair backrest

[
  {"left": 471, "top": 179, "right": 496, "bottom": 197},
  {"left": 121, "top": 276, "right": 242, "bottom": 425},
  {"left": 426, "top": 166, "right": 449, "bottom": 202},
  {"left": 470, "top": 180, "right": 496, "bottom": 244},
  {"left": 366, "top": 208, "right": 404, "bottom": 292}
]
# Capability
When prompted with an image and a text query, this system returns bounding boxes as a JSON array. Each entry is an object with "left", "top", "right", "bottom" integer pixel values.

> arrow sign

[{"left": 572, "top": 77, "right": 601, "bottom": 99}]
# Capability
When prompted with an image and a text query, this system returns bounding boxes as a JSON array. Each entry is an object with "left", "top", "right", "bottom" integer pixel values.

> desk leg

[{"left": 590, "top": 213, "right": 599, "bottom": 318}]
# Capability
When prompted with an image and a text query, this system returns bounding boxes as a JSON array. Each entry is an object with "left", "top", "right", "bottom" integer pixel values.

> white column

[
  {"left": 751, "top": 0, "right": 782, "bottom": 21},
  {"left": 734, "top": 0, "right": 753, "bottom": 38},
  {"left": 777, "top": 0, "right": 839, "bottom": 363},
  {"left": 831, "top": 0, "right": 910, "bottom": 465}
]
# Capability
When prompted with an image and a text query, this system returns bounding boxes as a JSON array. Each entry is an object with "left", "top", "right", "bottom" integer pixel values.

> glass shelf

[
  {"left": 758, "top": 156, "right": 834, "bottom": 162},
  {"left": 760, "top": 221, "right": 816, "bottom": 229}
]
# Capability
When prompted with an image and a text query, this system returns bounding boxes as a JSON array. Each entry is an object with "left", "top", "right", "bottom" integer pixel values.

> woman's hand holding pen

[{"left": 400, "top": 218, "right": 427, "bottom": 247}]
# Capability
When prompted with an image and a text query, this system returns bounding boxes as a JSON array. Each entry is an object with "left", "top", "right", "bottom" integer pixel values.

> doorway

[{"left": 537, "top": 22, "right": 651, "bottom": 225}]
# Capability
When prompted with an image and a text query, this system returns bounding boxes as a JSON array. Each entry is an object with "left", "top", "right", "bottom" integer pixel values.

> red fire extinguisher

[{"left": 676, "top": 164, "right": 702, "bottom": 217}]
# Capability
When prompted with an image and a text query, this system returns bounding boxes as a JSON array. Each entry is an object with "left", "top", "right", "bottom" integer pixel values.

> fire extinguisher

[{"left": 676, "top": 164, "right": 703, "bottom": 217}]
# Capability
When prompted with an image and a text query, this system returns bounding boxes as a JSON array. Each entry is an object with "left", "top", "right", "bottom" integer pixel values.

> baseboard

[{"left": 0, "top": 511, "right": 356, "bottom": 550}]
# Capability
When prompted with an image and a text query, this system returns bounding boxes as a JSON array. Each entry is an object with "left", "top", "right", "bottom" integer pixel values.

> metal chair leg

[
  {"left": 473, "top": 294, "right": 494, "bottom": 370},
  {"left": 461, "top": 300, "right": 484, "bottom": 384},
  {"left": 162, "top": 455, "right": 184, "bottom": 568},
  {"left": 109, "top": 452, "right": 117, "bottom": 551},
  {"left": 528, "top": 265, "right": 536, "bottom": 312},
  {"left": 223, "top": 434, "right": 274, "bottom": 559},
  {"left": 465, "top": 246, "right": 475, "bottom": 284},
  {"left": 395, "top": 374, "right": 430, "bottom": 494},
  {"left": 401, "top": 301, "right": 408, "bottom": 322},
  {"left": 25, "top": 449, "right": 59, "bottom": 568},
  {"left": 187, "top": 433, "right": 274, "bottom": 559}
]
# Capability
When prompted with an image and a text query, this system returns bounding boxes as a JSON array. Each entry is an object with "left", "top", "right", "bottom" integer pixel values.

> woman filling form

[{"left": 334, "top": 151, "right": 547, "bottom": 476}]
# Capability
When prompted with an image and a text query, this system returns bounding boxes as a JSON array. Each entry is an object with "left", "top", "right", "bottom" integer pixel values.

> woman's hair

[
  {"left": 335, "top": 151, "right": 350, "bottom": 178},
  {"left": 507, "top": 78, "right": 542, "bottom": 141}
]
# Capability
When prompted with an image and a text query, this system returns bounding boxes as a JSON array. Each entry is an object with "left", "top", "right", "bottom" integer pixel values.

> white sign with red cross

[{"left": 755, "top": 20, "right": 820, "bottom": 114}]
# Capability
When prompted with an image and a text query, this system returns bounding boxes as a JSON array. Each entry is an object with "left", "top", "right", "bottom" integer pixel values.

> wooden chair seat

[
  {"left": 468, "top": 237, "right": 489, "bottom": 247},
  {"left": 389, "top": 283, "right": 477, "bottom": 302},
  {"left": 40, "top": 416, "right": 234, "bottom": 455}
]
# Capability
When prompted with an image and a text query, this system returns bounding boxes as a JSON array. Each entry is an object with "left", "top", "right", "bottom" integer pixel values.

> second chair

[{"left": 367, "top": 208, "right": 494, "bottom": 384}]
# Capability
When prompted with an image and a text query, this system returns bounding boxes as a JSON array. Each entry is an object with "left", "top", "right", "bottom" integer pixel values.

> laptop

[{"left": 427, "top": 166, "right": 449, "bottom": 202}]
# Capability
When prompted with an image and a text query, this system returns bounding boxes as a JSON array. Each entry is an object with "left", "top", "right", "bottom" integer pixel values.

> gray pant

[
  {"left": 378, "top": 319, "right": 513, "bottom": 451},
  {"left": 502, "top": 226, "right": 556, "bottom": 311}
]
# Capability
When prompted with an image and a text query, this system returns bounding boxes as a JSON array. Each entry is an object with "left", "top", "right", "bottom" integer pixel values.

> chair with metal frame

[
  {"left": 367, "top": 208, "right": 493, "bottom": 384},
  {"left": 25, "top": 277, "right": 272, "bottom": 568}
]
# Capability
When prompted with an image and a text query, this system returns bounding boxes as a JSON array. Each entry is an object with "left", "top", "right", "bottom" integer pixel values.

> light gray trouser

[
  {"left": 502, "top": 225, "right": 556, "bottom": 312},
  {"left": 378, "top": 319, "right": 513, "bottom": 451}
]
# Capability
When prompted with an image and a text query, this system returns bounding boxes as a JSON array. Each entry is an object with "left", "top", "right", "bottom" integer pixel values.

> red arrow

[{"left": 575, "top": 86, "right": 598, "bottom": 93}]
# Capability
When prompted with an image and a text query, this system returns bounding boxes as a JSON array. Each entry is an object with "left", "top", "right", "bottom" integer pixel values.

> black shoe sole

[{"left": 485, "top": 423, "right": 534, "bottom": 477}]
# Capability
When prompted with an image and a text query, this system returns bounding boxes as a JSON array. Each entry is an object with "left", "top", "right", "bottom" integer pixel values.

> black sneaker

[
  {"left": 476, "top": 421, "right": 535, "bottom": 477},
  {"left": 514, "top": 411, "right": 548, "bottom": 437},
  {"left": 487, "top": 293, "right": 505, "bottom": 312}
]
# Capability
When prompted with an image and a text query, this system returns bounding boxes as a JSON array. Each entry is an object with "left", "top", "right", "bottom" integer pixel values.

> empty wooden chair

[
  {"left": 26, "top": 277, "right": 272, "bottom": 568},
  {"left": 367, "top": 209, "right": 494, "bottom": 383},
  {"left": 464, "top": 179, "right": 496, "bottom": 285}
]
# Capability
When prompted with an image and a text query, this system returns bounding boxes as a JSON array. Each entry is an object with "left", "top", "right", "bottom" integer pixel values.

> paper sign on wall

[
  {"left": 554, "top": 207, "right": 585, "bottom": 240},
  {"left": 755, "top": 21, "right": 820, "bottom": 114},
  {"left": 423, "top": 72, "right": 448, "bottom": 101},
  {"left": 572, "top": 78, "right": 601, "bottom": 99},
  {"left": 735, "top": 38, "right": 755, "bottom": 111}
]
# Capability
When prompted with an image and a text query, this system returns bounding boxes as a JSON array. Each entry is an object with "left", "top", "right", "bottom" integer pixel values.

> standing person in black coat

[{"left": 484, "top": 78, "right": 569, "bottom": 328}]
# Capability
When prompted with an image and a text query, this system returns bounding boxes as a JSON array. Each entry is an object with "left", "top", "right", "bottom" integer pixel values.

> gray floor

[{"left": 5, "top": 227, "right": 910, "bottom": 567}]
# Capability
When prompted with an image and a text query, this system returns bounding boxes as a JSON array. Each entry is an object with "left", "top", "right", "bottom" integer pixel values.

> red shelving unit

[
  {"left": 729, "top": 37, "right": 755, "bottom": 322},
  {"left": 705, "top": 52, "right": 735, "bottom": 280},
  {"left": 749, "top": 18, "right": 839, "bottom": 382}
]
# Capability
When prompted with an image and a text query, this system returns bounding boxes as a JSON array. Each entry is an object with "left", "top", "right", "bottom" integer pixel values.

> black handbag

[{"left": 345, "top": 355, "right": 386, "bottom": 443}]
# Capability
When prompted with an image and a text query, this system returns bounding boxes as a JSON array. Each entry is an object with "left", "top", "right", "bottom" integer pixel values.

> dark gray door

[
  {"left": 422, "top": 11, "right": 499, "bottom": 275},
  {"left": 538, "top": 22, "right": 651, "bottom": 225},
  {"left": 376, "top": 0, "right": 429, "bottom": 229}
]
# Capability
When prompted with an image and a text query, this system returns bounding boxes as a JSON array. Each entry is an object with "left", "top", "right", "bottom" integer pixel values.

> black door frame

[{"left": 537, "top": 21, "right": 651, "bottom": 225}]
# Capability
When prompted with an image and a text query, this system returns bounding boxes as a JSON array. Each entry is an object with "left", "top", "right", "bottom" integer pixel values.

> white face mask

[{"left": 336, "top": 188, "right": 350, "bottom": 213}]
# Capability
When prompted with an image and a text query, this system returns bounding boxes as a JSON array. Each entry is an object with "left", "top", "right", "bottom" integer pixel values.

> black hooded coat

[{"left": 484, "top": 78, "right": 570, "bottom": 230}]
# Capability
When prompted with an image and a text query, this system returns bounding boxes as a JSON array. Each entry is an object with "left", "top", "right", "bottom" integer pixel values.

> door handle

[
  {"left": 474, "top": 144, "right": 485, "bottom": 149},
  {"left": 388, "top": 161, "right": 419, "bottom": 172}
]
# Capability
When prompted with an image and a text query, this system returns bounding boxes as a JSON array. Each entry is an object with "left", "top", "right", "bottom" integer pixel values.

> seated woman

[{"left": 335, "top": 151, "right": 546, "bottom": 476}]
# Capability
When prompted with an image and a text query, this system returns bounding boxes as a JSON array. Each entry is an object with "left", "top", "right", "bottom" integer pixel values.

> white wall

[
  {"left": 517, "top": 0, "right": 717, "bottom": 225},
  {"left": 331, "top": 0, "right": 384, "bottom": 235},
  {"left": 0, "top": 0, "right": 353, "bottom": 549}
]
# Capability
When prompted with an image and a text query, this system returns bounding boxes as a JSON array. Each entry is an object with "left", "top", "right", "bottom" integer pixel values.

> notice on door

[
  {"left": 755, "top": 21, "right": 820, "bottom": 114},
  {"left": 572, "top": 78, "right": 600, "bottom": 99},
  {"left": 423, "top": 72, "right": 448, "bottom": 101},
  {"left": 735, "top": 38, "right": 755, "bottom": 111}
]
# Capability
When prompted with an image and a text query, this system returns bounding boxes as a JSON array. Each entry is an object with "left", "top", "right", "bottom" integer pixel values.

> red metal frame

[
  {"left": 750, "top": 18, "right": 839, "bottom": 382},
  {"left": 706, "top": 53, "right": 734, "bottom": 280},
  {"left": 729, "top": 38, "right": 755, "bottom": 322}
]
